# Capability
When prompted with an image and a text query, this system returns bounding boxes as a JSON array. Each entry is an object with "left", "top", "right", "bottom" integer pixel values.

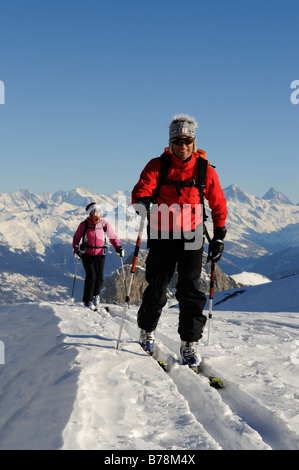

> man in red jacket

[{"left": 132, "top": 114, "right": 227, "bottom": 369}]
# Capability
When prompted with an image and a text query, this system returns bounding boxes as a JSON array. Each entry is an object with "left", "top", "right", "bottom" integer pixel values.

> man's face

[{"left": 171, "top": 137, "right": 194, "bottom": 161}]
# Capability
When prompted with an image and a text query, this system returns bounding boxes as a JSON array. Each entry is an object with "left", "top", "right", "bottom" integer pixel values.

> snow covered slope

[
  {"left": 0, "top": 275, "right": 299, "bottom": 450},
  {"left": 230, "top": 271, "right": 271, "bottom": 286},
  {"left": 213, "top": 273, "right": 299, "bottom": 312}
]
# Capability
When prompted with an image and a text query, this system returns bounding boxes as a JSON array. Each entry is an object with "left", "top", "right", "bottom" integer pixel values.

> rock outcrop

[{"left": 101, "top": 250, "right": 238, "bottom": 305}]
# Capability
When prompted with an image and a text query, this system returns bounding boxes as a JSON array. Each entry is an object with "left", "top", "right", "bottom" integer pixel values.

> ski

[
  {"left": 95, "top": 306, "right": 110, "bottom": 312},
  {"left": 156, "top": 357, "right": 224, "bottom": 389},
  {"left": 139, "top": 342, "right": 224, "bottom": 389},
  {"left": 197, "top": 371, "right": 224, "bottom": 389},
  {"left": 84, "top": 305, "right": 110, "bottom": 312},
  {"left": 145, "top": 346, "right": 223, "bottom": 389}
]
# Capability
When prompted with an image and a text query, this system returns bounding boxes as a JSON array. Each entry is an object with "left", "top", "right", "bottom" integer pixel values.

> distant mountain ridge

[
  {"left": 0, "top": 184, "right": 298, "bottom": 304},
  {"left": 224, "top": 184, "right": 295, "bottom": 205},
  {"left": 262, "top": 187, "right": 294, "bottom": 205}
]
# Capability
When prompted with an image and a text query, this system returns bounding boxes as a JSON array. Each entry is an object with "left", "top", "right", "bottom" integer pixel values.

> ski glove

[
  {"left": 116, "top": 246, "right": 125, "bottom": 257},
  {"left": 208, "top": 227, "right": 227, "bottom": 263},
  {"left": 73, "top": 248, "right": 82, "bottom": 260},
  {"left": 134, "top": 196, "right": 153, "bottom": 219}
]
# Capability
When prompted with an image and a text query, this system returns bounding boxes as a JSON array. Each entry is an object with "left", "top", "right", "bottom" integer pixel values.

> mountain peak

[
  {"left": 262, "top": 187, "right": 293, "bottom": 205},
  {"left": 223, "top": 184, "right": 253, "bottom": 204}
]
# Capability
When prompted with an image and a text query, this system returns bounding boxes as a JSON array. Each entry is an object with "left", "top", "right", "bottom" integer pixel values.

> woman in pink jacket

[{"left": 73, "top": 202, "right": 124, "bottom": 309}]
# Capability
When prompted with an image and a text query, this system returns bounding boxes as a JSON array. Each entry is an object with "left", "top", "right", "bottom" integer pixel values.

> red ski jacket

[{"left": 132, "top": 149, "right": 227, "bottom": 232}]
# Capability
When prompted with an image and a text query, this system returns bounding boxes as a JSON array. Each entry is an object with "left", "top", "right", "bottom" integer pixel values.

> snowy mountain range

[
  {"left": 219, "top": 184, "right": 299, "bottom": 277},
  {"left": 0, "top": 184, "right": 298, "bottom": 304}
]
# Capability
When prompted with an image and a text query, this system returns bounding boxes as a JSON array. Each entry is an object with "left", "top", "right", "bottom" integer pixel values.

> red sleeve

[
  {"left": 205, "top": 165, "right": 227, "bottom": 230},
  {"left": 131, "top": 157, "right": 161, "bottom": 204}
]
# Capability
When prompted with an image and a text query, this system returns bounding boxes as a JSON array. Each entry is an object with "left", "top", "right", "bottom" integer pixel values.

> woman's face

[{"left": 90, "top": 210, "right": 100, "bottom": 220}]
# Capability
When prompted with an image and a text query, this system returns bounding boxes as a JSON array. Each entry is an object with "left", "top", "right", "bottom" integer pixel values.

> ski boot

[
  {"left": 180, "top": 341, "right": 201, "bottom": 372},
  {"left": 84, "top": 301, "right": 94, "bottom": 309},
  {"left": 93, "top": 295, "right": 100, "bottom": 307},
  {"left": 139, "top": 330, "right": 155, "bottom": 355}
]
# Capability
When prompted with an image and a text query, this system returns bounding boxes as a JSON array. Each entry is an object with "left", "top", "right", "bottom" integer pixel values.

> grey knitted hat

[{"left": 169, "top": 114, "right": 197, "bottom": 152}]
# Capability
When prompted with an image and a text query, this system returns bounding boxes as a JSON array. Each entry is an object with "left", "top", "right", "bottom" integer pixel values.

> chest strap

[{"left": 164, "top": 178, "right": 197, "bottom": 197}]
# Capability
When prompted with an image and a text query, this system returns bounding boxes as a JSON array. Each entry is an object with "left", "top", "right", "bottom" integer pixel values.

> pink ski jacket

[{"left": 72, "top": 217, "right": 120, "bottom": 256}]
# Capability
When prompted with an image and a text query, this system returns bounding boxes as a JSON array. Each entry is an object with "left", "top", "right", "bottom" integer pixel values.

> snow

[
  {"left": 213, "top": 274, "right": 299, "bottom": 312},
  {"left": 0, "top": 275, "right": 299, "bottom": 450},
  {"left": 230, "top": 271, "right": 271, "bottom": 286}
]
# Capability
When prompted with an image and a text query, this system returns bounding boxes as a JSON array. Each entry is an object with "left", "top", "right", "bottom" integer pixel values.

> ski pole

[
  {"left": 71, "top": 258, "right": 80, "bottom": 301},
  {"left": 116, "top": 216, "right": 145, "bottom": 350},
  {"left": 120, "top": 256, "right": 128, "bottom": 298},
  {"left": 204, "top": 223, "right": 215, "bottom": 346},
  {"left": 207, "top": 260, "right": 215, "bottom": 346}
]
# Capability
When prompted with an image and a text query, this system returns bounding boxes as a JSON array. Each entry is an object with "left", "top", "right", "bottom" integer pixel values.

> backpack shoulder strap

[
  {"left": 152, "top": 152, "right": 172, "bottom": 202},
  {"left": 83, "top": 219, "right": 88, "bottom": 241},
  {"left": 196, "top": 155, "right": 209, "bottom": 221},
  {"left": 196, "top": 156, "right": 208, "bottom": 203}
]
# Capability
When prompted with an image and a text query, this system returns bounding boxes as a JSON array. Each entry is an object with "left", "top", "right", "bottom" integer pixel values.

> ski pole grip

[
  {"left": 130, "top": 238, "right": 141, "bottom": 273},
  {"left": 131, "top": 256, "right": 138, "bottom": 274}
]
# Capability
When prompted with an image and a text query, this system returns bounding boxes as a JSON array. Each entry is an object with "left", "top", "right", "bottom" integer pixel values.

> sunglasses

[{"left": 171, "top": 137, "right": 194, "bottom": 146}]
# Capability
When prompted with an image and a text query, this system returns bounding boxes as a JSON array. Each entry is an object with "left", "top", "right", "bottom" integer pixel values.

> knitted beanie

[{"left": 169, "top": 114, "right": 197, "bottom": 152}]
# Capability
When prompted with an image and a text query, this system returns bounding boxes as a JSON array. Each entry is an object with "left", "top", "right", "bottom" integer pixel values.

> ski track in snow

[
  {"left": 59, "top": 304, "right": 218, "bottom": 451},
  {"left": 1, "top": 300, "right": 299, "bottom": 450},
  {"left": 108, "top": 306, "right": 299, "bottom": 451},
  {"left": 61, "top": 302, "right": 299, "bottom": 450}
]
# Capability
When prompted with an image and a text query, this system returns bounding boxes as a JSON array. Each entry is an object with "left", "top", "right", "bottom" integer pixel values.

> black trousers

[
  {"left": 82, "top": 254, "right": 105, "bottom": 302},
  {"left": 137, "top": 238, "right": 207, "bottom": 342}
]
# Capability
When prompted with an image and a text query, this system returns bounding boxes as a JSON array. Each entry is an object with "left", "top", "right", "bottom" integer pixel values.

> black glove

[
  {"left": 116, "top": 246, "right": 125, "bottom": 257},
  {"left": 73, "top": 248, "right": 82, "bottom": 260},
  {"left": 134, "top": 196, "right": 153, "bottom": 218},
  {"left": 208, "top": 227, "right": 227, "bottom": 263}
]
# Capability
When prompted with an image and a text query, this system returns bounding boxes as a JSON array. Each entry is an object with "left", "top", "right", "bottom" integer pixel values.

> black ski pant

[
  {"left": 137, "top": 238, "right": 207, "bottom": 342},
  {"left": 82, "top": 254, "right": 105, "bottom": 302}
]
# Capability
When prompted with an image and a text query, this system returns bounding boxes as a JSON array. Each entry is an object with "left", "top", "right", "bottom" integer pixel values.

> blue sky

[{"left": 0, "top": 0, "right": 298, "bottom": 203}]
